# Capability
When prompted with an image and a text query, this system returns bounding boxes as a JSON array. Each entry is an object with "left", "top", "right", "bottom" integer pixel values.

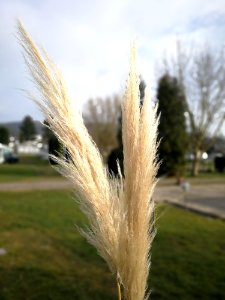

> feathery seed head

[{"left": 17, "top": 21, "right": 159, "bottom": 300}]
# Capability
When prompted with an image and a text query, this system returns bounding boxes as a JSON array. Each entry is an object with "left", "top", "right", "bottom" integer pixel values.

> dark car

[
  {"left": 4, "top": 153, "right": 19, "bottom": 163},
  {"left": 214, "top": 155, "right": 225, "bottom": 173}
]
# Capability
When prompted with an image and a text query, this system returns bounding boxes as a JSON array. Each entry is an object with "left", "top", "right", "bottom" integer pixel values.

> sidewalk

[{"left": 0, "top": 179, "right": 71, "bottom": 191}]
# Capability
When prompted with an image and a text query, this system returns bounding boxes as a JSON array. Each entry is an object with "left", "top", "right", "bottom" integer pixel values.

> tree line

[
  {"left": 1, "top": 42, "right": 224, "bottom": 176},
  {"left": 0, "top": 115, "right": 37, "bottom": 145},
  {"left": 89, "top": 43, "right": 225, "bottom": 177}
]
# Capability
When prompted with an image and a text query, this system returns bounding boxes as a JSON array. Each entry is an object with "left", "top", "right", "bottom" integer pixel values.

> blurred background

[{"left": 0, "top": 1, "right": 225, "bottom": 299}]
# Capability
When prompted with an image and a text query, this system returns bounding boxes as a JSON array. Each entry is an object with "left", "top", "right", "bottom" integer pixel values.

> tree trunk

[{"left": 191, "top": 151, "right": 200, "bottom": 176}]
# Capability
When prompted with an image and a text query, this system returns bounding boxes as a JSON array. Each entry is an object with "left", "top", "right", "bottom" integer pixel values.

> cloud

[{"left": 0, "top": 0, "right": 225, "bottom": 125}]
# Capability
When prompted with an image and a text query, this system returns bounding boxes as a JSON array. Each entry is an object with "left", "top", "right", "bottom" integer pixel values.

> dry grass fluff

[{"left": 17, "top": 20, "right": 159, "bottom": 300}]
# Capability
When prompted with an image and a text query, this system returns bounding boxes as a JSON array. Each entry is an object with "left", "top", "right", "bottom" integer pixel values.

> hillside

[{"left": 0, "top": 121, "right": 44, "bottom": 138}]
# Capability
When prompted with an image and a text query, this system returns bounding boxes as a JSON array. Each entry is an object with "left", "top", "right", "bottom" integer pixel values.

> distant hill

[{"left": 0, "top": 121, "right": 44, "bottom": 138}]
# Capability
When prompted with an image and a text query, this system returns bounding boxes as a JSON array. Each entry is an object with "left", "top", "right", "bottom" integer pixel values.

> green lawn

[
  {"left": 185, "top": 159, "right": 225, "bottom": 178},
  {"left": 0, "top": 155, "right": 224, "bottom": 185},
  {"left": 0, "top": 190, "right": 224, "bottom": 299},
  {"left": 0, "top": 156, "right": 59, "bottom": 182}
]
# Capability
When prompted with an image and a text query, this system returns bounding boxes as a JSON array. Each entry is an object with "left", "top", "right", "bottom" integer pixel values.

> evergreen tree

[
  {"left": 43, "top": 120, "right": 62, "bottom": 165},
  {"left": 157, "top": 74, "right": 188, "bottom": 177},
  {"left": 19, "top": 115, "right": 36, "bottom": 141},
  {"left": 42, "top": 120, "right": 54, "bottom": 142},
  {"left": 0, "top": 126, "right": 10, "bottom": 145}
]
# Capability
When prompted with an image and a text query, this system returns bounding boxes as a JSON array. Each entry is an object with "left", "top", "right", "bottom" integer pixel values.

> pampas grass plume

[{"left": 17, "top": 20, "right": 159, "bottom": 300}]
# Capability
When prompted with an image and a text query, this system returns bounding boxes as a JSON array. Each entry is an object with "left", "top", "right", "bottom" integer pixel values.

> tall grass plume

[{"left": 17, "top": 20, "right": 159, "bottom": 300}]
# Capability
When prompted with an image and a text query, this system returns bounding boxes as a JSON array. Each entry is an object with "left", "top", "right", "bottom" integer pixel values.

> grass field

[
  {"left": 0, "top": 156, "right": 59, "bottom": 182},
  {"left": 0, "top": 190, "right": 224, "bottom": 299},
  {"left": 0, "top": 155, "right": 224, "bottom": 185}
]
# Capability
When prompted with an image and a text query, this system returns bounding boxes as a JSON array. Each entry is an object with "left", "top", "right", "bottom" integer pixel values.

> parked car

[
  {"left": 214, "top": 155, "right": 225, "bottom": 173},
  {"left": 4, "top": 153, "right": 19, "bottom": 163}
]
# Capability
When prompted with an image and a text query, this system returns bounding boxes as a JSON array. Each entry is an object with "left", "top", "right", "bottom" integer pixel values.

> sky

[{"left": 1, "top": 0, "right": 225, "bottom": 124}]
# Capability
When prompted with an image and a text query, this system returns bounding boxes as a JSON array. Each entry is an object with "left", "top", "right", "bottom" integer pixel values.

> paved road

[
  {"left": 0, "top": 179, "right": 224, "bottom": 218},
  {"left": 185, "top": 185, "right": 225, "bottom": 212},
  {"left": 154, "top": 184, "right": 225, "bottom": 219}
]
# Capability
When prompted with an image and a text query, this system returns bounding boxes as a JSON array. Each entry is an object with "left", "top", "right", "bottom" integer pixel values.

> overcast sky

[{"left": 1, "top": 0, "right": 225, "bottom": 124}]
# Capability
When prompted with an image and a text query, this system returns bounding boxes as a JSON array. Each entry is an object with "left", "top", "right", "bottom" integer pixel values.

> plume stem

[{"left": 117, "top": 277, "right": 122, "bottom": 300}]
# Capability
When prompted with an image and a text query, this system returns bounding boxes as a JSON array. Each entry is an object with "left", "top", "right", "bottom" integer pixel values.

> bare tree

[
  {"left": 83, "top": 95, "right": 121, "bottom": 161},
  {"left": 165, "top": 41, "right": 225, "bottom": 176}
]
